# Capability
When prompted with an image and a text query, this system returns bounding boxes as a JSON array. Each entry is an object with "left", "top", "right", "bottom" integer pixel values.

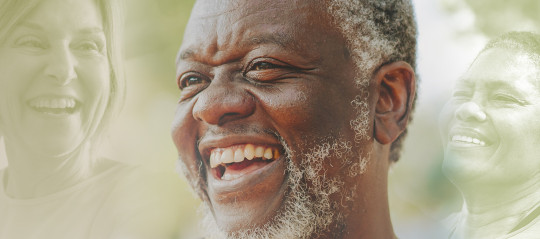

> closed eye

[
  {"left": 74, "top": 41, "right": 103, "bottom": 53},
  {"left": 491, "top": 93, "right": 525, "bottom": 106},
  {"left": 14, "top": 35, "right": 47, "bottom": 49},
  {"left": 244, "top": 58, "right": 296, "bottom": 82}
]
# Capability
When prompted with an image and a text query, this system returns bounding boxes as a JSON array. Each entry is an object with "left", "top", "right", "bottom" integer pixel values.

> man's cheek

[
  {"left": 171, "top": 112, "right": 207, "bottom": 195},
  {"left": 177, "top": 154, "right": 208, "bottom": 199}
]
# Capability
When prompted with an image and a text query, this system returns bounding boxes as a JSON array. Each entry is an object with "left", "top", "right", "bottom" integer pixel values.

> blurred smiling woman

[
  {"left": 0, "top": 0, "right": 180, "bottom": 238},
  {"left": 440, "top": 32, "right": 540, "bottom": 239}
]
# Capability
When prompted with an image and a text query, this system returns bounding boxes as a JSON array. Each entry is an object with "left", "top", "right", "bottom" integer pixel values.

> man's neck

[{"left": 337, "top": 150, "right": 396, "bottom": 239}]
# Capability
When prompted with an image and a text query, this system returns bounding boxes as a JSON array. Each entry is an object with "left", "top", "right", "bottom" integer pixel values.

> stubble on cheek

[
  {"left": 192, "top": 86, "right": 373, "bottom": 238},
  {"left": 176, "top": 155, "right": 207, "bottom": 200},
  {"left": 199, "top": 132, "right": 368, "bottom": 239}
]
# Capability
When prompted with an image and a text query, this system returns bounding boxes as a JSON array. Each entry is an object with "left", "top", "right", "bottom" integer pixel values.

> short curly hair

[
  {"left": 481, "top": 31, "right": 540, "bottom": 63},
  {"left": 327, "top": 0, "right": 418, "bottom": 162}
]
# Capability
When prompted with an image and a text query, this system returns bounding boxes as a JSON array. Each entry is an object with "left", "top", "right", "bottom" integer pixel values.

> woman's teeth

[
  {"left": 28, "top": 97, "right": 77, "bottom": 113},
  {"left": 210, "top": 144, "right": 281, "bottom": 169},
  {"left": 451, "top": 135, "right": 486, "bottom": 146}
]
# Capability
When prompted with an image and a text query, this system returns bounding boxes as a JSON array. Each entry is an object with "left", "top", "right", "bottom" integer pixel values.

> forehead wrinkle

[
  {"left": 178, "top": 0, "right": 326, "bottom": 68},
  {"left": 247, "top": 32, "right": 291, "bottom": 49},
  {"left": 177, "top": 49, "right": 195, "bottom": 63},
  {"left": 177, "top": 24, "right": 315, "bottom": 67},
  {"left": 484, "top": 79, "right": 533, "bottom": 93}
]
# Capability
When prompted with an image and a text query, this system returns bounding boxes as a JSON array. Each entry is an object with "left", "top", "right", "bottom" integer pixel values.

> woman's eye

[
  {"left": 78, "top": 42, "right": 98, "bottom": 51},
  {"left": 74, "top": 41, "right": 103, "bottom": 54},
  {"left": 14, "top": 36, "right": 47, "bottom": 49},
  {"left": 492, "top": 94, "right": 522, "bottom": 105}
]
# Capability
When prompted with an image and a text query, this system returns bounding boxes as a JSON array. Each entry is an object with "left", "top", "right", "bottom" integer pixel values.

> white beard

[
  {"left": 195, "top": 85, "right": 374, "bottom": 239},
  {"left": 201, "top": 136, "right": 370, "bottom": 239}
]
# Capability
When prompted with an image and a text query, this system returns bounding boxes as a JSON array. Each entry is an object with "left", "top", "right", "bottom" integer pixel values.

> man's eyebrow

[
  {"left": 248, "top": 32, "right": 292, "bottom": 48},
  {"left": 177, "top": 49, "right": 195, "bottom": 64},
  {"left": 175, "top": 31, "right": 320, "bottom": 68},
  {"left": 177, "top": 32, "right": 295, "bottom": 62}
]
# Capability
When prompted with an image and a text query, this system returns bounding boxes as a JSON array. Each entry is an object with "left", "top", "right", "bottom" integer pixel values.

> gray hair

[{"left": 328, "top": 0, "right": 417, "bottom": 162}]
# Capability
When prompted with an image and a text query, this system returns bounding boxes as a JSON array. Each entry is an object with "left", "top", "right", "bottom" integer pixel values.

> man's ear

[{"left": 373, "top": 61, "right": 416, "bottom": 145}]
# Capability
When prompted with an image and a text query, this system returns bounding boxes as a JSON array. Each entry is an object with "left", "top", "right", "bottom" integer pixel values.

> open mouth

[
  {"left": 27, "top": 97, "right": 79, "bottom": 115},
  {"left": 450, "top": 134, "right": 489, "bottom": 147},
  {"left": 209, "top": 144, "right": 282, "bottom": 180}
]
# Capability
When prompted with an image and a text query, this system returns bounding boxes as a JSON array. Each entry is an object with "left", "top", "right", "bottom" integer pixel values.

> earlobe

[{"left": 374, "top": 61, "right": 415, "bottom": 144}]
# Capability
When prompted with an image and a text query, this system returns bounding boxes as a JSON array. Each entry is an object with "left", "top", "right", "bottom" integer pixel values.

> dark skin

[{"left": 172, "top": 0, "right": 415, "bottom": 238}]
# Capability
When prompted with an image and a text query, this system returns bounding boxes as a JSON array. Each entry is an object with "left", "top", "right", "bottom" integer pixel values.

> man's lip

[
  {"left": 207, "top": 154, "right": 286, "bottom": 195},
  {"left": 198, "top": 134, "right": 282, "bottom": 162}
]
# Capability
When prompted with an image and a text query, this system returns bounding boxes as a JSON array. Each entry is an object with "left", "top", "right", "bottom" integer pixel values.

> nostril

[{"left": 218, "top": 112, "right": 243, "bottom": 126}]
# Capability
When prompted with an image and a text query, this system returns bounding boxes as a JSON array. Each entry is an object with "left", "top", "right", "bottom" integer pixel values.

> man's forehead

[
  {"left": 190, "top": 0, "right": 317, "bottom": 19},
  {"left": 177, "top": 0, "right": 334, "bottom": 66}
]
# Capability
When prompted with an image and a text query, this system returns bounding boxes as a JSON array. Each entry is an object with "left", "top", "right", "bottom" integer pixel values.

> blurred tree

[{"left": 442, "top": 0, "right": 540, "bottom": 37}]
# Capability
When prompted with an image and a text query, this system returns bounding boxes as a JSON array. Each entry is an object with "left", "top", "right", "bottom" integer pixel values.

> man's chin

[
  {"left": 201, "top": 157, "right": 339, "bottom": 239},
  {"left": 200, "top": 179, "right": 319, "bottom": 239},
  {"left": 207, "top": 185, "right": 288, "bottom": 233},
  {"left": 199, "top": 137, "right": 361, "bottom": 239},
  {"left": 203, "top": 154, "right": 289, "bottom": 232}
]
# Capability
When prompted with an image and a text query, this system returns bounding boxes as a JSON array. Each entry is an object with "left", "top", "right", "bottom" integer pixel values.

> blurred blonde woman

[
  {"left": 440, "top": 32, "right": 540, "bottom": 238},
  {"left": 0, "top": 0, "right": 181, "bottom": 238}
]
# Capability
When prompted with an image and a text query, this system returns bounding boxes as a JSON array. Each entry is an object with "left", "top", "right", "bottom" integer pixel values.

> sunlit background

[{"left": 1, "top": 0, "right": 538, "bottom": 238}]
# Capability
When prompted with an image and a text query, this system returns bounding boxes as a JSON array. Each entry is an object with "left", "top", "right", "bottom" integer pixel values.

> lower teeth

[
  {"left": 218, "top": 158, "right": 274, "bottom": 180},
  {"left": 221, "top": 174, "right": 241, "bottom": 180}
]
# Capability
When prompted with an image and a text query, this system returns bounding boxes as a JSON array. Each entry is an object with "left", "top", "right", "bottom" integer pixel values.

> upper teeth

[
  {"left": 451, "top": 135, "right": 486, "bottom": 146},
  {"left": 210, "top": 144, "right": 280, "bottom": 168},
  {"left": 29, "top": 98, "right": 76, "bottom": 109}
]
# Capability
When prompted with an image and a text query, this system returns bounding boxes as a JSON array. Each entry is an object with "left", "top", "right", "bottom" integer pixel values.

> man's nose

[
  {"left": 192, "top": 78, "right": 256, "bottom": 126},
  {"left": 44, "top": 45, "right": 77, "bottom": 86},
  {"left": 455, "top": 101, "right": 486, "bottom": 122}
]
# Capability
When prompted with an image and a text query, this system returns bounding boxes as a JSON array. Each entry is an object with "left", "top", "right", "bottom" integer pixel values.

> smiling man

[{"left": 172, "top": 0, "right": 417, "bottom": 238}]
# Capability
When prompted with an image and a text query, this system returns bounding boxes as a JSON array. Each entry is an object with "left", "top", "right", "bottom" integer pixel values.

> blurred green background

[{"left": 108, "top": 1, "right": 202, "bottom": 238}]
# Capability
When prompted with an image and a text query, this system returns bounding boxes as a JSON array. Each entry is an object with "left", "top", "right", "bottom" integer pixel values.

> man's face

[{"left": 173, "top": 0, "right": 375, "bottom": 237}]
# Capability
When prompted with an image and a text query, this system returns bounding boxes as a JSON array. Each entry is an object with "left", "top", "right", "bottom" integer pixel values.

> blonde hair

[{"left": 0, "top": 0, "right": 125, "bottom": 152}]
